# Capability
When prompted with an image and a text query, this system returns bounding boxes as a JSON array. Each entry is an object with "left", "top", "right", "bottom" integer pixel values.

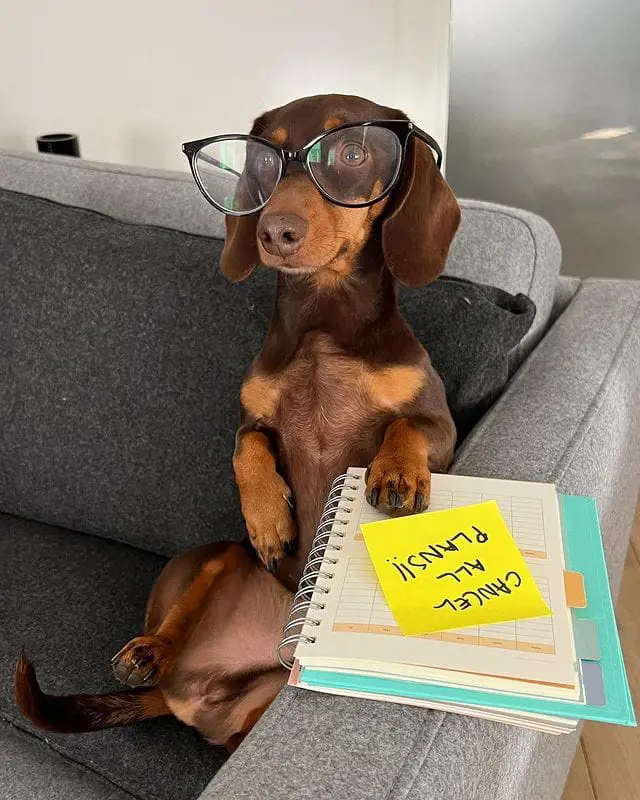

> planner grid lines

[
  {"left": 355, "top": 489, "right": 547, "bottom": 560},
  {"left": 333, "top": 562, "right": 557, "bottom": 654}
]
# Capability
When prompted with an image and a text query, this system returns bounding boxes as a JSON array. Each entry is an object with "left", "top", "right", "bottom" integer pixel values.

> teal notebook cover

[{"left": 300, "top": 494, "right": 636, "bottom": 727}]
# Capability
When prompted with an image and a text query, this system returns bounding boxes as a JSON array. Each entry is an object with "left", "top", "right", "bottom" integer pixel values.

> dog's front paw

[
  {"left": 242, "top": 476, "right": 297, "bottom": 572},
  {"left": 111, "top": 635, "right": 168, "bottom": 688},
  {"left": 365, "top": 459, "right": 431, "bottom": 516}
]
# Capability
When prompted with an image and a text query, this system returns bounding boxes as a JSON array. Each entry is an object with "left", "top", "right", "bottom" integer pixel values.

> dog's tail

[{"left": 14, "top": 650, "right": 170, "bottom": 733}]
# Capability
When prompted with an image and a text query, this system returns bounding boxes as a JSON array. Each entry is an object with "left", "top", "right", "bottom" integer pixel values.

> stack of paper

[{"left": 284, "top": 470, "right": 635, "bottom": 734}]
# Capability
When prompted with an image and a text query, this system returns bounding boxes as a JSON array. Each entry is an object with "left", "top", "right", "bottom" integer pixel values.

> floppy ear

[
  {"left": 382, "top": 137, "right": 460, "bottom": 288},
  {"left": 219, "top": 112, "right": 271, "bottom": 283},
  {"left": 220, "top": 213, "right": 260, "bottom": 283}
]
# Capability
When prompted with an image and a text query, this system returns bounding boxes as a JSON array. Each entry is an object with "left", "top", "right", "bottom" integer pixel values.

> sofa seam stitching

[
  {"left": 0, "top": 715, "right": 144, "bottom": 800},
  {"left": 0, "top": 186, "right": 224, "bottom": 244}
]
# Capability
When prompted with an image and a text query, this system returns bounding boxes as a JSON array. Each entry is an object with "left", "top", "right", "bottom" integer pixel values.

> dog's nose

[{"left": 257, "top": 213, "right": 308, "bottom": 257}]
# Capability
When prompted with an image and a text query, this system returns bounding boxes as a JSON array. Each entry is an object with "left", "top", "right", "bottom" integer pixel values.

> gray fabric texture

[
  {"left": 0, "top": 148, "right": 561, "bottom": 352},
  {"left": 0, "top": 513, "right": 226, "bottom": 800},
  {"left": 549, "top": 275, "right": 581, "bottom": 328},
  {"left": 455, "top": 278, "right": 640, "bottom": 596},
  {"left": 0, "top": 188, "right": 256, "bottom": 555},
  {"left": 445, "top": 200, "right": 562, "bottom": 363},
  {"left": 204, "top": 689, "right": 451, "bottom": 800},
  {"left": 0, "top": 720, "right": 135, "bottom": 800},
  {"left": 201, "top": 278, "right": 640, "bottom": 800},
  {"left": 0, "top": 148, "right": 226, "bottom": 239},
  {"left": 0, "top": 188, "right": 534, "bottom": 555},
  {"left": 201, "top": 688, "right": 577, "bottom": 800},
  {"left": 398, "top": 276, "right": 535, "bottom": 439}
]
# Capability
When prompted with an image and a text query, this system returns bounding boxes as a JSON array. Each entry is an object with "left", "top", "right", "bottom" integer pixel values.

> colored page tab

[
  {"left": 564, "top": 570, "right": 587, "bottom": 608},
  {"left": 360, "top": 501, "right": 552, "bottom": 636}
]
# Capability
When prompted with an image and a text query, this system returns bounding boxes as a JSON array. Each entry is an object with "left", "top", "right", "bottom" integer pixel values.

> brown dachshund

[{"left": 15, "top": 93, "right": 459, "bottom": 749}]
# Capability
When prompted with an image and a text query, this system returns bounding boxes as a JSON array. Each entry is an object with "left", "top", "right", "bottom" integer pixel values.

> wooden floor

[{"left": 562, "top": 499, "right": 640, "bottom": 800}]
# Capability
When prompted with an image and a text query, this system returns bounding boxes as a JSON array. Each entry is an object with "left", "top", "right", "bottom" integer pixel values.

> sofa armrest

[
  {"left": 199, "top": 279, "right": 640, "bottom": 800},
  {"left": 454, "top": 277, "right": 640, "bottom": 597},
  {"left": 548, "top": 275, "right": 581, "bottom": 327}
]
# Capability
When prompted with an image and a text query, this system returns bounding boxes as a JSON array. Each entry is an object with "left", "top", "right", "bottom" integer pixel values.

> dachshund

[{"left": 15, "top": 93, "right": 459, "bottom": 749}]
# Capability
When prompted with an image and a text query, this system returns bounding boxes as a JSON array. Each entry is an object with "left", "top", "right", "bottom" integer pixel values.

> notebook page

[{"left": 295, "top": 469, "right": 578, "bottom": 688}]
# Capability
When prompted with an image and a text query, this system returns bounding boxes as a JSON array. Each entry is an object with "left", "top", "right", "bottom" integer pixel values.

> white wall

[{"left": 0, "top": 0, "right": 451, "bottom": 172}]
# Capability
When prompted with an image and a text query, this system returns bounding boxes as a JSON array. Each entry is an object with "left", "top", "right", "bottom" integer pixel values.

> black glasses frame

[{"left": 182, "top": 120, "right": 443, "bottom": 217}]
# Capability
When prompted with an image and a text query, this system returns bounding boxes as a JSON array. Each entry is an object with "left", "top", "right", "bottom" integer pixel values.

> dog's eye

[
  {"left": 340, "top": 142, "right": 367, "bottom": 166},
  {"left": 260, "top": 153, "right": 276, "bottom": 169}
]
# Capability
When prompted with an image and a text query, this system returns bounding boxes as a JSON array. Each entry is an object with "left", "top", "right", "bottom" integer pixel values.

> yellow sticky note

[{"left": 360, "top": 501, "right": 551, "bottom": 636}]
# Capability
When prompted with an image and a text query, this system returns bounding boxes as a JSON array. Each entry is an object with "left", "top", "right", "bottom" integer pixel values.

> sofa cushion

[
  {"left": 0, "top": 148, "right": 226, "bottom": 239},
  {"left": 0, "top": 720, "right": 135, "bottom": 800},
  {"left": 0, "top": 513, "right": 225, "bottom": 800},
  {"left": 0, "top": 150, "right": 560, "bottom": 348},
  {"left": 0, "top": 188, "right": 532, "bottom": 555},
  {"left": 1, "top": 188, "right": 255, "bottom": 555},
  {"left": 398, "top": 276, "right": 535, "bottom": 440}
]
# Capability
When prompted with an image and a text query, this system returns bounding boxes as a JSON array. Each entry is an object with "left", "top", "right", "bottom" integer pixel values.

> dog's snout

[{"left": 257, "top": 213, "right": 308, "bottom": 257}]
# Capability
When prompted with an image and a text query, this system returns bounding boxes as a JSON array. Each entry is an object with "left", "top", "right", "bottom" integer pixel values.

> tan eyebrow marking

[
  {"left": 270, "top": 128, "right": 288, "bottom": 145},
  {"left": 324, "top": 116, "right": 345, "bottom": 131}
]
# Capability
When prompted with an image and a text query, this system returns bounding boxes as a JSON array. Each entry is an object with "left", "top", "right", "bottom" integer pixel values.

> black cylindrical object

[{"left": 36, "top": 133, "right": 80, "bottom": 157}]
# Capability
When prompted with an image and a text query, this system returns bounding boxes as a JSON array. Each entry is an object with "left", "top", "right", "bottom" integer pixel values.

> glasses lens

[
  {"left": 193, "top": 138, "right": 282, "bottom": 213},
  {"left": 306, "top": 125, "right": 402, "bottom": 205}
]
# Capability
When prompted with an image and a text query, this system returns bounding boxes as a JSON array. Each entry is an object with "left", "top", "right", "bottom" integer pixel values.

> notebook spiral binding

[{"left": 277, "top": 471, "right": 361, "bottom": 669}]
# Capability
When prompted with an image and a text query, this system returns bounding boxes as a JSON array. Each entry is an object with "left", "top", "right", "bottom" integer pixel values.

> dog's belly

[
  {"left": 157, "top": 554, "right": 291, "bottom": 744},
  {"left": 275, "top": 333, "right": 385, "bottom": 580}
]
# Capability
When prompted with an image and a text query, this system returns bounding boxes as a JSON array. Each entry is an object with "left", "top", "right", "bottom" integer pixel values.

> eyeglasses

[{"left": 182, "top": 120, "right": 442, "bottom": 217}]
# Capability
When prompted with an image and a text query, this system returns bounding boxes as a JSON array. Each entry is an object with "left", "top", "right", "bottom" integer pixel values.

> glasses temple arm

[{"left": 410, "top": 125, "right": 443, "bottom": 170}]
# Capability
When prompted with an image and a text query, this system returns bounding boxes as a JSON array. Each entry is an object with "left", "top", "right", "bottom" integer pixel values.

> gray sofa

[{"left": 1, "top": 148, "right": 638, "bottom": 800}]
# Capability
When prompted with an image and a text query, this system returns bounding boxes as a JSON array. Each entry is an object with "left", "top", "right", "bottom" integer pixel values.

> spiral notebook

[{"left": 279, "top": 468, "right": 635, "bottom": 734}]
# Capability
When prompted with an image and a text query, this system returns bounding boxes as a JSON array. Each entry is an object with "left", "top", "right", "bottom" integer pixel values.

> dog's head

[{"left": 221, "top": 94, "right": 460, "bottom": 288}]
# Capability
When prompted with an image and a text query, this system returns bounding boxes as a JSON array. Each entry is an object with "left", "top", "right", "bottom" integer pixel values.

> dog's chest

[{"left": 276, "top": 333, "right": 374, "bottom": 460}]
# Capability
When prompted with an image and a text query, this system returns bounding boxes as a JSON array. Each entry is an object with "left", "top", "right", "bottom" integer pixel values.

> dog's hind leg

[{"left": 111, "top": 551, "right": 228, "bottom": 688}]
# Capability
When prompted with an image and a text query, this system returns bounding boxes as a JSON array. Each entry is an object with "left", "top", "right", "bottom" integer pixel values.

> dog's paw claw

[
  {"left": 368, "top": 486, "right": 381, "bottom": 507},
  {"left": 365, "top": 462, "right": 431, "bottom": 517},
  {"left": 283, "top": 539, "right": 295, "bottom": 557},
  {"left": 111, "top": 636, "right": 167, "bottom": 688}
]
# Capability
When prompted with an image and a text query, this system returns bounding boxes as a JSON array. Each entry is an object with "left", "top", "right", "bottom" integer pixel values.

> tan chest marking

[
  {"left": 240, "top": 375, "right": 282, "bottom": 421},
  {"left": 362, "top": 364, "right": 425, "bottom": 411},
  {"left": 241, "top": 351, "right": 424, "bottom": 424}
]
